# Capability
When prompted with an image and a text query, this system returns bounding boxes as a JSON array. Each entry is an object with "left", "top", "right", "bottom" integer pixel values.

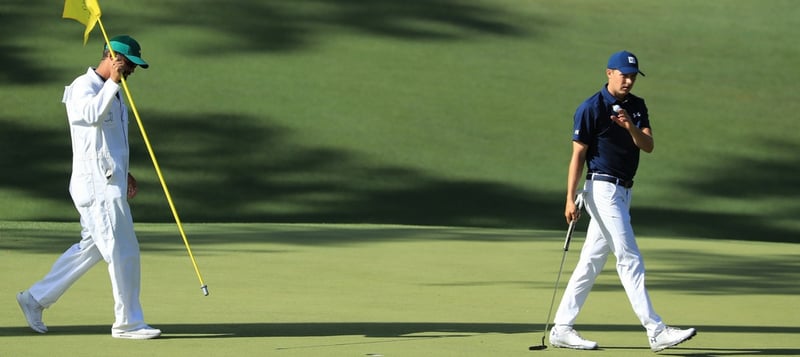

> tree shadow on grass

[
  {"left": 2, "top": 323, "right": 798, "bottom": 356},
  {"left": 0, "top": 0, "right": 533, "bottom": 85},
  {"left": 2, "top": 2, "right": 798, "bottom": 243},
  {"left": 2, "top": 322, "right": 798, "bottom": 338},
  {"left": 121, "top": 111, "right": 555, "bottom": 229},
  {"left": 575, "top": 249, "right": 800, "bottom": 296},
  {"left": 2, "top": 111, "right": 800, "bottom": 243},
  {"left": 0, "top": 118, "right": 72, "bottom": 216},
  {"left": 124, "top": 112, "right": 800, "bottom": 244},
  {"left": 139, "top": 0, "right": 530, "bottom": 54},
  {"left": 633, "top": 136, "right": 800, "bottom": 243}
]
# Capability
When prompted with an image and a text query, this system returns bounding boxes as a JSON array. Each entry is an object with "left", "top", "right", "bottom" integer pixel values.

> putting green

[{"left": 1, "top": 222, "right": 797, "bottom": 356}]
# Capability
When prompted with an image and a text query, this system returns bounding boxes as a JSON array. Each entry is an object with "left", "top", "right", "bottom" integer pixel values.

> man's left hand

[{"left": 127, "top": 173, "right": 138, "bottom": 199}]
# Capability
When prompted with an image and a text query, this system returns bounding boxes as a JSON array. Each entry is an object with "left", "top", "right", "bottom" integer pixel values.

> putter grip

[
  {"left": 563, "top": 195, "right": 584, "bottom": 251},
  {"left": 563, "top": 220, "right": 577, "bottom": 251}
]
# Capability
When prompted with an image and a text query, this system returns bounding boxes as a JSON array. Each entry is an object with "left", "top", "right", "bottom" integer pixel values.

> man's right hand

[{"left": 565, "top": 199, "right": 581, "bottom": 224}]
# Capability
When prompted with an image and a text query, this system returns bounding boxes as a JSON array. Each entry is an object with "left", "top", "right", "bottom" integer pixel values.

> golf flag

[{"left": 62, "top": 0, "right": 102, "bottom": 45}]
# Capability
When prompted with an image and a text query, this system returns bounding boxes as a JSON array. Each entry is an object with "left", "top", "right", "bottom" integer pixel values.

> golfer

[
  {"left": 549, "top": 50, "right": 695, "bottom": 352},
  {"left": 16, "top": 35, "right": 161, "bottom": 340}
]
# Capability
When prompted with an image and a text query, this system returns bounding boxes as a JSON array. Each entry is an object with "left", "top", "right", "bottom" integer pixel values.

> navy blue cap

[{"left": 607, "top": 50, "right": 644, "bottom": 76}]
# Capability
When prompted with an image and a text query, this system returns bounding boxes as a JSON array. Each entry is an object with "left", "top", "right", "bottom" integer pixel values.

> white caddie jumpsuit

[{"left": 28, "top": 67, "right": 147, "bottom": 333}]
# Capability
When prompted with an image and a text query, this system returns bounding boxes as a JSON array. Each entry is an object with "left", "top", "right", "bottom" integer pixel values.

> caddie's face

[
  {"left": 606, "top": 69, "right": 637, "bottom": 99},
  {"left": 118, "top": 55, "right": 137, "bottom": 78},
  {"left": 107, "top": 54, "right": 137, "bottom": 79}
]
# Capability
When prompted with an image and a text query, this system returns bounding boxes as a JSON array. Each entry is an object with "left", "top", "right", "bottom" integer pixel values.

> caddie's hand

[
  {"left": 109, "top": 56, "right": 125, "bottom": 83},
  {"left": 564, "top": 199, "right": 580, "bottom": 224},
  {"left": 127, "top": 173, "right": 138, "bottom": 199}
]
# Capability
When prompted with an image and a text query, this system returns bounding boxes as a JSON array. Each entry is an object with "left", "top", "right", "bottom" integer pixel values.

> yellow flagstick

[{"left": 94, "top": 17, "right": 209, "bottom": 296}]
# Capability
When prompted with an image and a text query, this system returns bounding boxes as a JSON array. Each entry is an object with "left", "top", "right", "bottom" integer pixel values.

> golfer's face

[{"left": 606, "top": 69, "right": 636, "bottom": 99}]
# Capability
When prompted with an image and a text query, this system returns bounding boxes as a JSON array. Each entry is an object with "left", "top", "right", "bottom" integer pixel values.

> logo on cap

[{"left": 628, "top": 56, "right": 636, "bottom": 64}]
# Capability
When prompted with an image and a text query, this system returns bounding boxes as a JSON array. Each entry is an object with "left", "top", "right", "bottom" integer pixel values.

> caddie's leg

[
  {"left": 92, "top": 188, "right": 147, "bottom": 332},
  {"left": 28, "top": 215, "right": 104, "bottom": 307}
]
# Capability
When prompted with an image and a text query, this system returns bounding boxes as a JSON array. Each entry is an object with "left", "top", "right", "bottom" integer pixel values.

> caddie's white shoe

[
  {"left": 16, "top": 291, "right": 47, "bottom": 334},
  {"left": 649, "top": 326, "right": 696, "bottom": 352},
  {"left": 112, "top": 326, "right": 162, "bottom": 340},
  {"left": 549, "top": 326, "right": 598, "bottom": 350}
]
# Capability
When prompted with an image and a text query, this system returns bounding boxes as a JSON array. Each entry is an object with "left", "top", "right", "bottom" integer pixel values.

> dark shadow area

[
  {"left": 575, "top": 249, "right": 799, "bottom": 296},
  {"left": 0, "top": 1, "right": 64, "bottom": 85},
  {"left": 2, "top": 321, "right": 798, "bottom": 357},
  {"left": 0, "top": 0, "right": 532, "bottom": 84},
  {"left": 146, "top": 0, "right": 529, "bottom": 54},
  {"left": 2, "top": 322, "right": 798, "bottom": 338},
  {"left": 633, "top": 136, "right": 800, "bottom": 243},
  {"left": 115, "top": 112, "right": 558, "bottom": 229},
  {"left": 2, "top": 111, "right": 800, "bottom": 242},
  {"left": 657, "top": 349, "right": 800, "bottom": 357},
  {"left": 0, "top": 118, "right": 72, "bottom": 216},
  {"left": 0, "top": 43, "right": 57, "bottom": 85},
  {"left": 2, "top": 2, "right": 798, "bottom": 243},
  {"left": 102, "top": 112, "right": 800, "bottom": 243}
]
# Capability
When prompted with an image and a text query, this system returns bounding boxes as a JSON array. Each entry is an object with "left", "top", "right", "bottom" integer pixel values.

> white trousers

[
  {"left": 553, "top": 179, "right": 665, "bottom": 337},
  {"left": 28, "top": 184, "right": 147, "bottom": 332}
]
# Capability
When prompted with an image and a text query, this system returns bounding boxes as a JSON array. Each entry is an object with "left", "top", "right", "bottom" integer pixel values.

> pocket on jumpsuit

[{"left": 69, "top": 173, "right": 95, "bottom": 207}]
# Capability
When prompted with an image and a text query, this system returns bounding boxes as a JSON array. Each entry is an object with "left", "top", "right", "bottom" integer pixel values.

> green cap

[{"left": 106, "top": 35, "right": 149, "bottom": 69}]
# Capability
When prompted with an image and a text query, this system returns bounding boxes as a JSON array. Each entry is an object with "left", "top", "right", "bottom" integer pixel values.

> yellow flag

[{"left": 62, "top": 0, "right": 102, "bottom": 45}]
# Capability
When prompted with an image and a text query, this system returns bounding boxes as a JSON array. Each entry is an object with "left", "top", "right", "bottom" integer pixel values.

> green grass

[
  {"left": 1, "top": 0, "right": 799, "bottom": 242},
  {"left": 1, "top": 1, "right": 798, "bottom": 356},
  {"left": 1, "top": 222, "right": 798, "bottom": 356},
  {"left": 2, "top": 0, "right": 800, "bottom": 353}
]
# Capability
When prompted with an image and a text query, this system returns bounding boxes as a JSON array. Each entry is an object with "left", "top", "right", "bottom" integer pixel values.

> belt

[{"left": 586, "top": 173, "right": 634, "bottom": 188}]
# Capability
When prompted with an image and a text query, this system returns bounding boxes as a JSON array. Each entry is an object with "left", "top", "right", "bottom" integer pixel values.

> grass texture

[
  {"left": 0, "top": 0, "right": 798, "bottom": 242},
  {"left": 1, "top": 222, "right": 799, "bottom": 356}
]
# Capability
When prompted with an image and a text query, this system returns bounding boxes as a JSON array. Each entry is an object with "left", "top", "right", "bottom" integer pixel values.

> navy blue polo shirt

[{"left": 572, "top": 84, "right": 650, "bottom": 181}]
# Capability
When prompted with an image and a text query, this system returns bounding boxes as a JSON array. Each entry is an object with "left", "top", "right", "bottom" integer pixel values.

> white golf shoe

[
  {"left": 549, "top": 326, "right": 598, "bottom": 350},
  {"left": 112, "top": 326, "right": 162, "bottom": 340},
  {"left": 17, "top": 290, "right": 47, "bottom": 334},
  {"left": 649, "top": 326, "right": 696, "bottom": 352}
]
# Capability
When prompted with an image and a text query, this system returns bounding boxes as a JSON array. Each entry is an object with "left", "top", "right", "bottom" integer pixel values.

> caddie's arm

[{"left": 65, "top": 80, "right": 120, "bottom": 126}]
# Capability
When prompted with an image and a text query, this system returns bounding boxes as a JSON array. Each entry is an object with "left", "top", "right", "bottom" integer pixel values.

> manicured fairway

[{"left": 1, "top": 222, "right": 797, "bottom": 356}]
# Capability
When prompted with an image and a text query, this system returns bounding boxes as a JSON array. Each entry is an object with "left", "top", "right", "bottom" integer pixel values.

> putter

[{"left": 529, "top": 194, "right": 584, "bottom": 351}]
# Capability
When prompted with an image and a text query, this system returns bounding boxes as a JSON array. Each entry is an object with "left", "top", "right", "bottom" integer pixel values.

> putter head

[{"left": 528, "top": 336, "right": 548, "bottom": 350}]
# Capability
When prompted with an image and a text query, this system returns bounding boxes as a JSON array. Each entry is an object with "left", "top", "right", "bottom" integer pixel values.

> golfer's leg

[
  {"left": 553, "top": 220, "right": 609, "bottom": 326},
  {"left": 553, "top": 183, "right": 611, "bottom": 327},
  {"left": 601, "top": 188, "right": 664, "bottom": 335}
]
